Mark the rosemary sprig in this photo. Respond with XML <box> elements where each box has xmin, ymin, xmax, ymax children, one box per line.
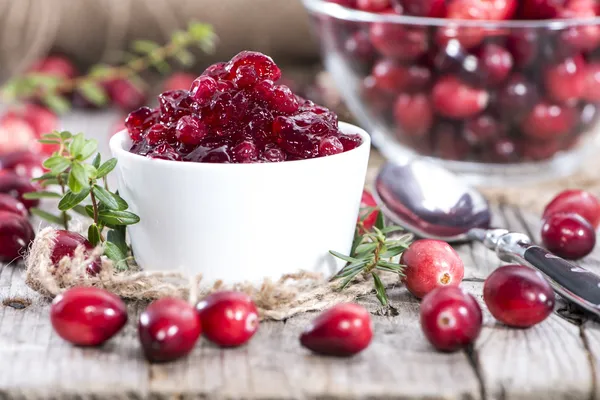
<box><xmin>329</xmin><ymin>205</ymin><xmax>413</xmax><ymax>307</ymax></box>
<box><xmin>1</xmin><ymin>22</ymin><xmax>217</xmax><ymax>114</ymax></box>
<box><xmin>23</xmin><ymin>131</ymin><xmax>140</xmax><ymax>270</ymax></box>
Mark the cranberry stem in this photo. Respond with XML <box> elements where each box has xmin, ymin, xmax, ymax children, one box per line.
<box><xmin>88</xmin><ymin>188</ymin><xmax>104</xmax><ymax>242</ymax></box>
<box><xmin>56</xmin><ymin>174</ymin><xmax>69</xmax><ymax>231</ymax></box>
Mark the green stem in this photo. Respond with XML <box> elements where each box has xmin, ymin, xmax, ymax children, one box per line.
<box><xmin>89</xmin><ymin>188</ymin><xmax>105</xmax><ymax>242</ymax></box>
<box><xmin>56</xmin><ymin>175</ymin><xmax>69</xmax><ymax>230</ymax></box>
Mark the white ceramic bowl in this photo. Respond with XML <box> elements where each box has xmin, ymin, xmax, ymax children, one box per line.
<box><xmin>109</xmin><ymin>122</ymin><xmax>371</xmax><ymax>284</ymax></box>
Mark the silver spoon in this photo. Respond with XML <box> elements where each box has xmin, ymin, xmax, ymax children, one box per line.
<box><xmin>374</xmin><ymin>159</ymin><xmax>600</xmax><ymax>318</ymax></box>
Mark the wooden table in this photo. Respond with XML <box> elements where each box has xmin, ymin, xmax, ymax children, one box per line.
<box><xmin>1</xmin><ymin>111</ymin><xmax>599</xmax><ymax>399</ymax></box>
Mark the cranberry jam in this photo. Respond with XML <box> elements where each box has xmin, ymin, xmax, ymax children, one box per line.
<box><xmin>126</xmin><ymin>51</ymin><xmax>362</xmax><ymax>163</ymax></box>
<box><xmin>314</xmin><ymin>0</ymin><xmax>600</xmax><ymax>164</ymax></box>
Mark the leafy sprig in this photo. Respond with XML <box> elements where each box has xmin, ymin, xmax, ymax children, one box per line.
<box><xmin>24</xmin><ymin>132</ymin><xmax>140</xmax><ymax>270</ymax></box>
<box><xmin>1</xmin><ymin>22</ymin><xmax>217</xmax><ymax>113</ymax></box>
<box><xmin>330</xmin><ymin>206</ymin><xmax>413</xmax><ymax>307</ymax></box>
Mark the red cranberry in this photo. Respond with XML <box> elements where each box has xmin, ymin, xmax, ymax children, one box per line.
<box><xmin>300</xmin><ymin>303</ymin><xmax>373</xmax><ymax>357</ymax></box>
<box><xmin>358</xmin><ymin>189</ymin><xmax>379</xmax><ymax>232</ymax></box>
<box><xmin>28</xmin><ymin>55</ymin><xmax>77</xmax><ymax>79</ymax></box>
<box><xmin>521</xmin><ymin>138</ymin><xmax>562</xmax><ymax>161</ymax></box>
<box><xmin>145</xmin><ymin>124</ymin><xmax>170</xmax><ymax>146</ymax></box>
<box><xmin>21</xmin><ymin>104</ymin><xmax>59</xmax><ymax>153</ymax></box>
<box><xmin>138</xmin><ymin>297</ymin><xmax>201</xmax><ymax>362</ymax></box>
<box><xmin>420</xmin><ymin>286</ymin><xmax>482</xmax><ymax>352</ymax></box>
<box><xmin>521</xmin><ymin>102</ymin><xmax>577</xmax><ymax>140</ymax></box>
<box><xmin>393</xmin><ymin>0</ymin><xmax>446</xmax><ymax>16</ymax></box>
<box><xmin>227</xmin><ymin>51</ymin><xmax>281</xmax><ymax>82</ymax></box>
<box><xmin>519</xmin><ymin>0</ymin><xmax>567</xmax><ymax>18</ymax></box>
<box><xmin>196</xmin><ymin>291</ymin><xmax>259</xmax><ymax>347</ymax></box>
<box><xmin>433</xmin><ymin>122</ymin><xmax>470</xmax><ymax>160</ymax></box>
<box><xmin>344</xmin><ymin>30</ymin><xmax>375</xmax><ymax>64</ymax></box>
<box><xmin>356</xmin><ymin>0</ymin><xmax>390</xmax><ymax>11</ymax></box>
<box><xmin>148</xmin><ymin>143</ymin><xmax>182</xmax><ymax>161</ymax></box>
<box><xmin>497</xmin><ymin>74</ymin><xmax>539</xmax><ymax>122</ymax></box>
<box><xmin>544</xmin><ymin>55</ymin><xmax>586</xmax><ymax>105</ymax></box>
<box><xmin>232</xmin><ymin>140</ymin><xmax>258</xmax><ymax>162</ymax></box>
<box><xmin>175</xmin><ymin>115</ymin><xmax>208</xmax><ymax>146</ymax></box>
<box><xmin>158</xmin><ymin>90</ymin><xmax>196</xmax><ymax>121</ymax></box>
<box><xmin>0</xmin><ymin>113</ymin><xmax>37</xmax><ymax>155</ymax></box>
<box><xmin>125</xmin><ymin>107</ymin><xmax>157</xmax><ymax>142</ymax></box>
<box><xmin>51</xmin><ymin>230</ymin><xmax>101</xmax><ymax>276</ymax></box>
<box><xmin>393</xmin><ymin>93</ymin><xmax>433</xmax><ymax>137</ymax></box>
<box><xmin>202</xmin><ymin>62</ymin><xmax>228</xmax><ymax>79</ymax></box>
<box><xmin>0</xmin><ymin>150</ymin><xmax>44</xmax><ymax>179</ymax></box>
<box><xmin>463</xmin><ymin>114</ymin><xmax>502</xmax><ymax>145</ymax></box>
<box><xmin>163</xmin><ymin>72</ymin><xmax>196</xmax><ymax>92</ymax></box>
<box><xmin>558</xmin><ymin>2</ymin><xmax>600</xmax><ymax>52</ymax></box>
<box><xmin>190</xmin><ymin>76</ymin><xmax>218</xmax><ymax>105</ymax></box>
<box><xmin>270</xmin><ymin>85</ymin><xmax>300</xmax><ymax>114</ymax></box>
<box><xmin>369</xmin><ymin>22</ymin><xmax>429</xmax><ymax>61</ymax></box>
<box><xmin>318</xmin><ymin>136</ymin><xmax>344</xmax><ymax>156</ymax></box>
<box><xmin>483</xmin><ymin>264</ymin><xmax>554</xmax><ymax>328</ymax></box>
<box><xmin>507</xmin><ymin>30</ymin><xmax>539</xmax><ymax>69</ymax></box>
<box><xmin>485</xmin><ymin>138</ymin><xmax>520</xmax><ymax>163</ymax></box>
<box><xmin>477</xmin><ymin>43</ymin><xmax>514</xmax><ymax>86</ymax></box>
<box><xmin>400</xmin><ymin>239</ymin><xmax>465</xmax><ymax>299</ymax></box>
<box><xmin>105</xmin><ymin>79</ymin><xmax>146</xmax><ymax>112</ymax></box>
<box><xmin>0</xmin><ymin>193</ymin><xmax>27</xmax><ymax>218</ymax></box>
<box><xmin>261</xmin><ymin>144</ymin><xmax>287</xmax><ymax>162</ymax></box>
<box><xmin>0</xmin><ymin>171</ymin><xmax>39</xmax><ymax>210</ymax></box>
<box><xmin>583</xmin><ymin>62</ymin><xmax>600</xmax><ymax>102</ymax></box>
<box><xmin>0</xmin><ymin>211</ymin><xmax>34</xmax><ymax>262</ymax></box>
<box><xmin>543</xmin><ymin>190</ymin><xmax>600</xmax><ymax>228</ymax></box>
<box><xmin>50</xmin><ymin>287</ymin><xmax>127</xmax><ymax>346</ymax></box>
<box><xmin>432</xmin><ymin>76</ymin><xmax>489</xmax><ymax>119</ymax></box>
<box><xmin>372</xmin><ymin>60</ymin><xmax>431</xmax><ymax>94</ymax></box>
<box><xmin>541</xmin><ymin>213</ymin><xmax>596</xmax><ymax>260</ymax></box>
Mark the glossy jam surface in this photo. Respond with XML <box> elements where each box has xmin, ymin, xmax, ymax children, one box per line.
<box><xmin>126</xmin><ymin>51</ymin><xmax>361</xmax><ymax>163</ymax></box>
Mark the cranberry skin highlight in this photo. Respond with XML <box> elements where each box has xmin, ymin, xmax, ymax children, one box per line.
<box><xmin>400</xmin><ymin>239</ymin><xmax>465</xmax><ymax>299</ymax></box>
<box><xmin>138</xmin><ymin>297</ymin><xmax>201</xmax><ymax>363</ymax></box>
<box><xmin>300</xmin><ymin>303</ymin><xmax>373</xmax><ymax>357</ymax></box>
<box><xmin>51</xmin><ymin>230</ymin><xmax>102</xmax><ymax>276</ymax></box>
<box><xmin>483</xmin><ymin>264</ymin><xmax>554</xmax><ymax>328</ymax></box>
<box><xmin>50</xmin><ymin>287</ymin><xmax>128</xmax><ymax>346</ymax></box>
<box><xmin>0</xmin><ymin>211</ymin><xmax>34</xmax><ymax>262</ymax></box>
<box><xmin>420</xmin><ymin>286</ymin><xmax>482</xmax><ymax>352</ymax></box>
<box><xmin>0</xmin><ymin>193</ymin><xmax>27</xmax><ymax>218</ymax></box>
<box><xmin>196</xmin><ymin>291</ymin><xmax>259</xmax><ymax>347</ymax></box>
<box><xmin>0</xmin><ymin>171</ymin><xmax>39</xmax><ymax>210</ymax></box>
<box><xmin>543</xmin><ymin>190</ymin><xmax>600</xmax><ymax>228</ymax></box>
<box><xmin>541</xmin><ymin>213</ymin><xmax>596</xmax><ymax>260</ymax></box>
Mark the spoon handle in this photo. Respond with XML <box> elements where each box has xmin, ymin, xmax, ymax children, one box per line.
<box><xmin>490</xmin><ymin>231</ymin><xmax>600</xmax><ymax>317</ymax></box>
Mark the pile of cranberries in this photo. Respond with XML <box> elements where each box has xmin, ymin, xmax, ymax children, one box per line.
<box><xmin>125</xmin><ymin>51</ymin><xmax>362</xmax><ymax>163</ymax></box>
<box><xmin>321</xmin><ymin>0</ymin><xmax>600</xmax><ymax>163</ymax></box>
<box><xmin>541</xmin><ymin>189</ymin><xmax>600</xmax><ymax>259</ymax></box>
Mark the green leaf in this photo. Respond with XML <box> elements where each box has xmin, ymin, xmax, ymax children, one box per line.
<box><xmin>96</xmin><ymin>158</ymin><xmax>117</xmax><ymax>178</ymax></box>
<box><xmin>377</xmin><ymin>260</ymin><xmax>404</xmax><ymax>272</ymax></box>
<box><xmin>72</xmin><ymin>205</ymin><xmax>89</xmax><ymax>218</ymax></box>
<box><xmin>380</xmin><ymin>245</ymin><xmax>409</xmax><ymax>259</ymax></box>
<box><xmin>175</xmin><ymin>49</ymin><xmax>194</xmax><ymax>66</ymax></box>
<box><xmin>84</xmin><ymin>205</ymin><xmax>95</xmax><ymax>218</ymax></box>
<box><xmin>42</xmin><ymin>93</ymin><xmax>70</xmax><ymax>115</ymax></box>
<box><xmin>38</xmin><ymin>139</ymin><xmax>61</xmax><ymax>145</ymax></box>
<box><xmin>92</xmin><ymin>153</ymin><xmax>101</xmax><ymax>169</ymax></box>
<box><xmin>41</xmin><ymin>132</ymin><xmax>61</xmax><ymax>140</ymax></box>
<box><xmin>333</xmin><ymin>260</ymin><xmax>369</xmax><ymax>280</ymax></box>
<box><xmin>87</xmin><ymin>65</ymin><xmax>113</xmax><ymax>79</ymax></box>
<box><xmin>374</xmin><ymin>208</ymin><xmax>385</xmax><ymax>231</ymax></box>
<box><xmin>329</xmin><ymin>250</ymin><xmax>359</xmax><ymax>264</ymax></box>
<box><xmin>43</xmin><ymin>156</ymin><xmax>70</xmax><ymax>174</ymax></box>
<box><xmin>69</xmin><ymin>133</ymin><xmax>85</xmax><ymax>157</ymax></box>
<box><xmin>78</xmin><ymin>139</ymin><xmax>98</xmax><ymax>161</ymax></box>
<box><xmin>104</xmin><ymin>241</ymin><xmax>129</xmax><ymax>271</ymax></box>
<box><xmin>22</xmin><ymin>191</ymin><xmax>61</xmax><ymax>200</ymax></box>
<box><xmin>380</xmin><ymin>226</ymin><xmax>406</xmax><ymax>234</ymax></box>
<box><xmin>339</xmin><ymin>267</ymin><xmax>365</xmax><ymax>290</ymax></box>
<box><xmin>78</xmin><ymin>81</ymin><xmax>108</xmax><ymax>106</ymax></box>
<box><xmin>29</xmin><ymin>208</ymin><xmax>65</xmax><ymax>225</ymax></box>
<box><xmin>68</xmin><ymin>162</ymin><xmax>88</xmax><ymax>193</ymax></box>
<box><xmin>58</xmin><ymin>189</ymin><xmax>90</xmax><ymax>211</ymax></box>
<box><xmin>83</xmin><ymin>164</ymin><xmax>97</xmax><ymax>179</ymax></box>
<box><xmin>132</xmin><ymin>39</ymin><xmax>160</xmax><ymax>54</ymax></box>
<box><xmin>59</xmin><ymin>131</ymin><xmax>72</xmax><ymax>140</ymax></box>
<box><xmin>355</xmin><ymin>242</ymin><xmax>378</xmax><ymax>255</ymax></box>
<box><xmin>107</xmin><ymin>226</ymin><xmax>128</xmax><ymax>255</ymax></box>
<box><xmin>98</xmin><ymin>210</ymin><xmax>140</xmax><ymax>226</ymax></box>
<box><xmin>372</xmin><ymin>272</ymin><xmax>389</xmax><ymax>307</ymax></box>
<box><xmin>32</xmin><ymin>172</ymin><xmax>57</xmax><ymax>182</ymax></box>
<box><xmin>92</xmin><ymin>186</ymin><xmax>127</xmax><ymax>211</ymax></box>
<box><xmin>88</xmin><ymin>224</ymin><xmax>101</xmax><ymax>246</ymax></box>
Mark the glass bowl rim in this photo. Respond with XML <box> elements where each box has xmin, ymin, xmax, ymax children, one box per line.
<box><xmin>302</xmin><ymin>0</ymin><xmax>600</xmax><ymax>29</ymax></box>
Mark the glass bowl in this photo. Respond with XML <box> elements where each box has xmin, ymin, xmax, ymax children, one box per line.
<box><xmin>302</xmin><ymin>0</ymin><xmax>600</xmax><ymax>186</ymax></box>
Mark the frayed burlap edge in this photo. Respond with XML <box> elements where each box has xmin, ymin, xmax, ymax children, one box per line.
<box><xmin>24</xmin><ymin>227</ymin><xmax>398</xmax><ymax>320</ymax></box>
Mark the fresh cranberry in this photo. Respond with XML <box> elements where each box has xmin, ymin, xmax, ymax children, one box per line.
<box><xmin>400</xmin><ymin>239</ymin><xmax>465</xmax><ymax>299</ymax></box>
<box><xmin>0</xmin><ymin>113</ymin><xmax>37</xmax><ymax>155</ymax></box>
<box><xmin>28</xmin><ymin>55</ymin><xmax>77</xmax><ymax>79</ymax></box>
<box><xmin>433</xmin><ymin>122</ymin><xmax>470</xmax><ymax>160</ymax></box>
<box><xmin>300</xmin><ymin>303</ymin><xmax>373</xmax><ymax>357</ymax></box>
<box><xmin>420</xmin><ymin>286</ymin><xmax>482</xmax><ymax>352</ymax></box>
<box><xmin>51</xmin><ymin>230</ymin><xmax>101</xmax><ymax>276</ymax></box>
<box><xmin>138</xmin><ymin>297</ymin><xmax>201</xmax><ymax>362</ymax></box>
<box><xmin>0</xmin><ymin>194</ymin><xmax>27</xmax><ymax>218</ymax></box>
<box><xmin>358</xmin><ymin>189</ymin><xmax>379</xmax><ymax>232</ymax></box>
<box><xmin>393</xmin><ymin>93</ymin><xmax>433</xmax><ymax>138</ymax></box>
<box><xmin>558</xmin><ymin>2</ymin><xmax>600</xmax><ymax>52</ymax></box>
<box><xmin>432</xmin><ymin>76</ymin><xmax>489</xmax><ymax>119</ymax></box>
<box><xmin>463</xmin><ymin>114</ymin><xmax>502</xmax><ymax>145</ymax></box>
<box><xmin>507</xmin><ymin>30</ymin><xmax>539</xmax><ymax>69</ymax></box>
<box><xmin>497</xmin><ymin>74</ymin><xmax>539</xmax><ymax>122</ymax></box>
<box><xmin>125</xmin><ymin>107</ymin><xmax>157</xmax><ymax>142</ymax></box>
<box><xmin>21</xmin><ymin>104</ymin><xmax>59</xmax><ymax>152</ymax></box>
<box><xmin>543</xmin><ymin>190</ymin><xmax>600</xmax><ymax>228</ymax></box>
<box><xmin>393</xmin><ymin>0</ymin><xmax>447</xmax><ymax>16</ymax></box>
<box><xmin>483</xmin><ymin>264</ymin><xmax>554</xmax><ymax>328</ymax></box>
<box><xmin>369</xmin><ymin>22</ymin><xmax>429</xmax><ymax>61</ymax></box>
<box><xmin>372</xmin><ymin>60</ymin><xmax>431</xmax><ymax>94</ymax></box>
<box><xmin>105</xmin><ymin>79</ymin><xmax>146</xmax><ymax>112</ymax></box>
<box><xmin>541</xmin><ymin>213</ymin><xmax>596</xmax><ymax>260</ymax></box>
<box><xmin>521</xmin><ymin>138</ymin><xmax>562</xmax><ymax>161</ymax></box>
<box><xmin>196</xmin><ymin>291</ymin><xmax>259</xmax><ymax>347</ymax></box>
<box><xmin>485</xmin><ymin>138</ymin><xmax>521</xmax><ymax>163</ymax></box>
<box><xmin>0</xmin><ymin>211</ymin><xmax>34</xmax><ymax>262</ymax></box>
<box><xmin>477</xmin><ymin>43</ymin><xmax>514</xmax><ymax>86</ymax></box>
<box><xmin>544</xmin><ymin>55</ymin><xmax>586</xmax><ymax>105</ymax></box>
<box><xmin>519</xmin><ymin>0</ymin><xmax>567</xmax><ymax>18</ymax></box>
<box><xmin>0</xmin><ymin>171</ymin><xmax>39</xmax><ymax>210</ymax></box>
<box><xmin>521</xmin><ymin>102</ymin><xmax>577</xmax><ymax>140</ymax></box>
<box><xmin>227</xmin><ymin>51</ymin><xmax>281</xmax><ymax>82</ymax></box>
<box><xmin>356</xmin><ymin>0</ymin><xmax>390</xmax><ymax>11</ymax></box>
<box><xmin>344</xmin><ymin>30</ymin><xmax>375</xmax><ymax>64</ymax></box>
<box><xmin>583</xmin><ymin>62</ymin><xmax>600</xmax><ymax>102</ymax></box>
<box><xmin>0</xmin><ymin>150</ymin><xmax>44</xmax><ymax>179</ymax></box>
<box><xmin>175</xmin><ymin>115</ymin><xmax>208</xmax><ymax>146</ymax></box>
<box><xmin>50</xmin><ymin>287</ymin><xmax>127</xmax><ymax>346</ymax></box>
<box><xmin>163</xmin><ymin>72</ymin><xmax>196</xmax><ymax>92</ymax></box>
